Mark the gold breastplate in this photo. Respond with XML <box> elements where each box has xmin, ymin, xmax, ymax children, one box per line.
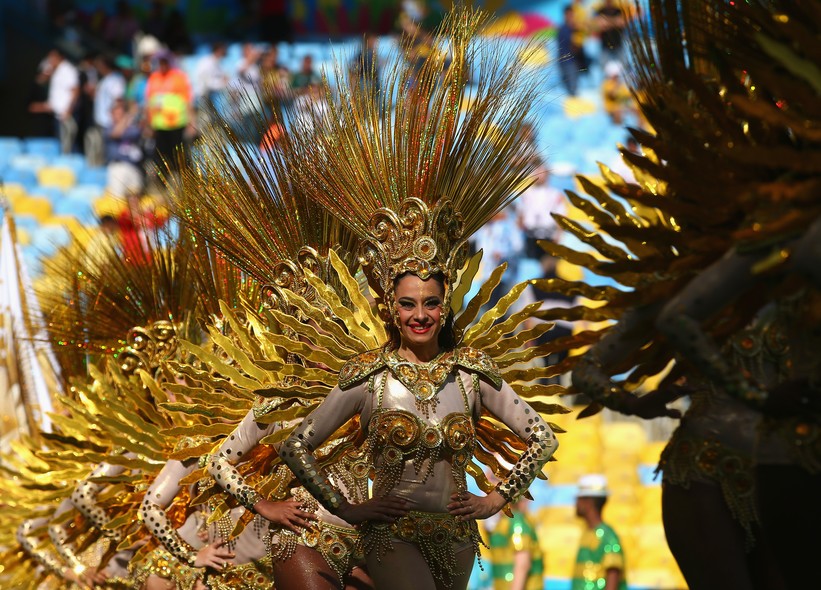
<box><xmin>365</xmin><ymin>369</ymin><xmax>478</xmax><ymax>493</ymax></box>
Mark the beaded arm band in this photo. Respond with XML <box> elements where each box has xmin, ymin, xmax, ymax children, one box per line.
<box><xmin>47</xmin><ymin>520</ymin><xmax>87</xmax><ymax>576</ymax></box>
<box><xmin>279</xmin><ymin>435</ymin><xmax>345</xmax><ymax>513</ymax></box>
<box><xmin>17</xmin><ymin>519</ymin><xmax>75</xmax><ymax>579</ymax></box>
<box><xmin>209</xmin><ymin>454</ymin><xmax>264</xmax><ymax>512</ymax></box>
<box><xmin>139</xmin><ymin>497</ymin><xmax>199</xmax><ymax>567</ymax></box>
<box><xmin>495</xmin><ymin>427</ymin><xmax>556</xmax><ymax>503</ymax></box>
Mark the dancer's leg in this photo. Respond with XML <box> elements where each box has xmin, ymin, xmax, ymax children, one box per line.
<box><xmin>143</xmin><ymin>575</ymin><xmax>174</xmax><ymax>590</ymax></box>
<box><xmin>344</xmin><ymin>565</ymin><xmax>375</xmax><ymax>590</ymax></box>
<box><xmin>365</xmin><ymin>540</ymin><xmax>474</xmax><ymax>590</ymax></box>
<box><xmin>273</xmin><ymin>544</ymin><xmax>343</xmax><ymax>590</ymax></box>
<box><xmin>662</xmin><ymin>480</ymin><xmax>754</xmax><ymax>590</ymax></box>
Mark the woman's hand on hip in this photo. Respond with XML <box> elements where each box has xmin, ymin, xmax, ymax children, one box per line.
<box><xmin>335</xmin><ymin>496</ymin><xmax>409</xmax><ymax>525</ymax></box>
<box><xmin>447</xmin><ymin>491</ymin><xmax>506</xmax><ymax>521</ymax></box>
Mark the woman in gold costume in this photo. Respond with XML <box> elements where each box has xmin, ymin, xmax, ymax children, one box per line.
<box><xmin>270</xmin><ymin>10</ymin><xmax>562</xmax><ymax>589</ymax></box>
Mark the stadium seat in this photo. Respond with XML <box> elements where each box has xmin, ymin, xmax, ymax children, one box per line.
<box><xmin>29</xmin><ymin>186</ymin><xmax>65</xmax><ymax>203</ymax></box>
<box><xmin>38</xmin><ymin>166</ymin><xmax>77</xmax><ymax>190</ymax></box>
<box><xmin>1</xmin><ymin>167</ymin><xmax>37</xmax><ymax>190</ymax></box>
<box><xmin>93</xmin><ymin>195</ymin><xmax>126</xmax><ymax>218</ymax></box>
<box><xmin>53</xmin><ymin>197</ymin><xmax>97</xmax><ymax>225</ymax></box>
<box><xmin>1</xmin><ymin>182</ymin><xmax>27</xmax><ymax>203</ymax></box>
<box><xmin>66</xmin><ymin>184</ymin><xmax>105</xmax><ymax>203</ymax></box>
<box><xmin>46</xmin><ymin>215</ymin><xmax>84</xmax><ymax>237</ymax></box>
<box><xmin>77</xmin><ymin>166</ymin><xmax>108</xmax><ymax>186</ymax></box>
<box><xmin>51</xmin><ymin>154</ymin><xmax>86</xmax><ymax>175</ymax></box>
<box><xmin>0</xmin><ymin>137</ymin><xmax>23</xmax><ymax>155</ymax></box>
<box><xmin>23</xmin><ymin>137</ymin><xmax>61</xmax><ymax>157</ymax></box>
<box><xmin>13</xmin><ymin>196</ymin><xmax>53</xmax><ymax>222</ymax></box>
<box><xmin>10</xmin><ymin>153</ymin><xmax>48</xmax><ymax>173</ymax></box>
<box><xmin>31</xmin><ymin>224</ymin><xmax>71</xmax><ymax>255</ymax></box>
<box><xmin>11</xmin><ymin>214</ymin><xmax>40</xmax><ymax>235</ymax></box>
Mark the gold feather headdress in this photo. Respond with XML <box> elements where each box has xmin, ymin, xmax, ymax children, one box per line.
<box><xmin>171</xmin><ymin>90</ymin><xmax>359</xmax><ymax>310</ymax></box>
<box><xmin>275</xmin><ymin>7</ymin><xmax>543</xmax><ymax>318</ymax></box>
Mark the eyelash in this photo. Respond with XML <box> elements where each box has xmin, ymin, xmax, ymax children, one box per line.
<box><xmin>399</xmin><ymin>301</ymin><xmax>441</xmax><ymax>309</ymax></box>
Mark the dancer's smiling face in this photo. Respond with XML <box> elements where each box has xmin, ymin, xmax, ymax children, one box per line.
<box><xmin>393</xmin><ymin>274</ymin><xmax>444</xmax><ymax>352</ymax></box>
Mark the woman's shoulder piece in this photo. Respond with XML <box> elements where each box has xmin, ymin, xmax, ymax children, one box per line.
<box><xmin>339</xmin><ymin>350</ymin><xmax>387</xmax><ymax>390</ymax></box>
<box><xmin>454</xmin><ymin>347</ymin><xmax>502</xmax><ymax>388</ymax></box>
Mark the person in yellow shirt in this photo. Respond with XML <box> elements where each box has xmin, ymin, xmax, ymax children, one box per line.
<box><xmin>572</xmin><ymin>475</ymin><xmax>627</xmax><ymax>590</ymax></box>
<box><xmin>487</xmin><ymin>498</ymin><xmax>544</xmax><ymax>590</ymax></box>
<box><xmin>601</xmin><ymin>61</ymin><xmax>633</xmax><ymax>125</ymax></box>
<box><xmin>144</xmin><ymin>50</ymin><xmax>194</xmax><ymax>174</ymax></box>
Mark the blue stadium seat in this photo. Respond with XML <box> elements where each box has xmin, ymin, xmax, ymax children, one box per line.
<box><xmin>53</xmin><ymin>198</ymin><xmax>97</xmax><ymax>224</ymax></box>
<box><xmin>78</xmin><ymin>166</ymin><xmax>108</xmax><ymax>186</ymax></box>
<box><xmin>23</xmin><ymin>137</ymin><xmax>61</xmax><ymax>158</ymax></box>
<box><xmin>12</xmin><ymin>214</ymin><xmax>40</xmax><ymax>234</ymax></box>
<box><xmin>32</xmin><ymin>224</ymin><xmax>72</xmax><ymax>252</ymax></box>
<box><xmin>1</xmin><ymin>167</ymin><xmax>37</xmax><ymax>190</ymax></box>
<box><xmin>65</xmin><ymin>184</ymin><xmax>105</xmax><ymax>203</ymax></box>
<box><xmin>29</xmin><ymin>186</ymin><xmax>65</xmax><ymax>203</ymax></box>
<box><xmin>10</xmin><ymin>153</ymin><xmax>48</xmax><ymax>173</ymax></box>
<box><xmin>51</xmin><ymin>154</ymin><xmax>87</xmax><ymax>175</ymax></box>
<box><xmin>0</xmin><ymin>137</ymin><xmax>23</xmax><ymax>169</ymax></box>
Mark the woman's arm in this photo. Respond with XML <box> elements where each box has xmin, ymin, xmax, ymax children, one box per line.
<box><xmin>18</xmin><ymin>517</ymin><xmax>80</xmax><ymax>583</ymax></box>
<box><xmin>207</xmin><ymin>408</ymin><xmax>315</xmax><ymax>532</ymax></box>
<box><xmin>47</xmin><ymin>498</ymin><xmax>88</xmax><ymax>576</ymax></box>
<box><xmin>138</xmin><ymin>459</ymin><xmax>200</xmax><ymax>566</ymax></box>
<box><xmin>71</xmin><ymin>460</ymin><xmax>129</xmax><ymax>537</ymax></box>
<box><xmin>279</xmin><ymin>385</ymin><xmax>366</xmax><ymax>514</ymax></box>
<box><xmin>208</xmin><ymin>409</ymin><xmax>276</xmax><ymax>511</ymax></box>
<box><xmin>450</xmin><ymin>377</ymin><xmax>558</xmax><ymax>519</ymax></box>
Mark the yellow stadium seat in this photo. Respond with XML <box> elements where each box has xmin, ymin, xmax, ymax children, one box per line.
<box><xmin>45</xmin><ymin>215</ymin><xmax>85</xmax><ymax>238</ymax></box>
<box><xmin>15</xmin><ymin>227</ymin><xmax>31</xmax><ymax>246</ymax></box>
<box><xmin>13</xmin><ymin>196</ymin><xmax>53</xmax><ymax>222</ymax></box>
<box><xmin>37</xmin><ymin>166</ymin><xmax>77</xmax><ymax>189</ymax></box>
<box><xmin>93</xmin><ymin>195</ymin><xmax>126</xmax><ymax>218</ymax></box>
<box><xmin>564</xmin><ymin>96</ymin><xmax>598</xmax><ymax>118</ymax></box>
<box><xmin>544</xmin><ymin>551</ymin><xmax>576</xmax><ymax>580</ymax></box>
<box><xmin>2</xmin><ymin>182</ymin><xmax>27</xmax><ymax>204</ymax></box>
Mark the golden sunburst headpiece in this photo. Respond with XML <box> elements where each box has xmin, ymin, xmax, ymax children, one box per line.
<box><xmin>361</xmin><ymin>197</ymin><xmax>470</xmax><ymax>321</ymax></box>
<box><xmin>274</xmin><ymin>6</ymin><xmax>544</xmax><ymax>324</ymax></box>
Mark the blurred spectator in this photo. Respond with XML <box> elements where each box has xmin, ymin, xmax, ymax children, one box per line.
<box><xmin>126</xmin><ymin>53</ymin><xmax>152</xmax><ymax>113</ymax></box>
<box><xmin>487</xmin><ymin>498</ymin><xmax>544</xmax><ymax>590</ymax></box>
<box><xmin>557</xmin><ymin>5</ymin><xmax>584</xmax><ymax>96</ymax></box>
<box><xmin>194</xmin><ymin>42</ymin><xmax>229</xmax><ymax>123</ymax></box>
<box><xmin>235</xmin><ymin>43</ymin><xmax>263</xmax><ymax>93</ymax></box>
<box><xmin>470</xmin><ymin>208</ymin><xmax>524</xmax><ymax>311</ymax></box>
<box><xmin>118</xmin><ymin>192</ymin><xmax>166</xmax><ymax>265</ymax></box>
<box><xmin>573</xmin><ymin>475</ymin><xmax>627</xmax><ymax>590</ymax></box>
<box><xmin>601</xmin><ymin>62</ymin><xmax>633</xmax><ymax>125</ymax></box>
<box><xmin>291</xmin><ymin>55</ymin><xmax>320</xmax><ymax>93</ymax></box>
<box><xmin>260</xmin><ymin>48</ymin><xmax>291</xmax><ymax>103</ymax></box>
<box><xmin>352</xmin><ymin>34</ymin><xmax>379</xmax><ymax>95</ymax></box>
<box><xmin>292</xmin><ymin>83</ymin><xmax>329</xmax><ymax>132</ymax></box>
<box><xmin>105</xmin><ymin>98</ymin><xmax>144</xmax><ymax>197</ymax></box>
<box><xmin>88</xmin><ymin>55</ymin><xmax>126</xmax><ymax>165</ymax></box>
<box><xmin>144</xmin><ymin>50</ymin><xmax>194</xmax><ymax>174</ymax></box>
<box><xmin>161</xmin><ymin>9</ymin><xmax>193</xmax><ymax>54</ymax></box>
<box><xmin>517</xmin><ymin>164</ymin><xmax>565</xmax><ymax>260</ymax></box>
<box><xmin>28</xmin><ymin>48</ymin><xmax>80</xmax><ymax>153</ymax></box>
<box><xmin>76</xmin><ymin>53</ymin><xmax>99</xmax><ymax>155</ymax></box>
<box><xmin>104</xmin><ymin>0</ymin><xmax>140</xmax><ymax>54</ymax></box>
<box><xmin>594</xmin><ymin>0</ymin><xmax>627</xmax><ymax>65</ymax></box>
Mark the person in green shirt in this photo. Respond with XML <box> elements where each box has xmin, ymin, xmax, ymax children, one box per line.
<box><xmin>488</xmin><ymin>498</ymin><xmax>544</xmax><ymax>590</ymax></box>
<box><xmin>572</xmin><ymin>474</ymin><xmax>627</xmax><ymax>590</ymax></box>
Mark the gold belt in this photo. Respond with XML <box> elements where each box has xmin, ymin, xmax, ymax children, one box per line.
<box><xmin>129</xmin><ymin>546</ymin><xmax>202</xmax><ymax>590</ymax></box>
<box><xmin>362</xmin><ymin>511</ymin><xmax>480</xmax><ymax>585</ymax></box>
<box><xmin>273</xmin><ymin>520</ymin><xmax>363</xmax><ymax>583</ymax></box>
<box><xmin>206</xmin><ymin>554</ymin><xmax>274</xmax><ymax>590</ymax></box>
